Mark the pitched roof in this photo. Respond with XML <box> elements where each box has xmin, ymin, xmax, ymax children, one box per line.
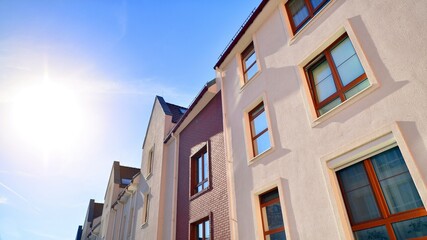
<box><xmin>166</xmin><ymin>103</ymin><xmax>187</xmax><ymax>123</ymax></box>
<box><xmin>142</xmin><ymin>96</ymin><xmax>187</xmax><ymax>148</ymax></box>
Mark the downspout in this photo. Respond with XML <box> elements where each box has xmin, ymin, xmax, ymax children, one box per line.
<box><xmin>216</xmin><ymin>67</ymin><xmax>239</xmax><ymax>240</ymax></box>
<box><xmin>170</xmin><ymin>132</ymin><xmax>179</xmax><ymax>240</ymax></box>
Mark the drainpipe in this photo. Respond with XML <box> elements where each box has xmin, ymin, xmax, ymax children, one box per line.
<box><xmin>170</xmin><ymin>132</ymin><xmax>179</xmax><ymax>240</ymax></box>
<box><xmin>216</xmin><ymin>67</ymin><xmax>239</xmax><ymax>240</ymax></box>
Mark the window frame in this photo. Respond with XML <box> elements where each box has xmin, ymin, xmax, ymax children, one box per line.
<box><xmin>336</xmin><ymin>148</ymin><xmax>427</xmax><ymax>239</ymax></box>
<box><xmin>248</xmin><ymin>102</ymin><xmax>271</xmax><ymax>157</ymax></box>
<box><xmin>285</xmin><ymin>0</ymin><xmax>331</xmax><ymax>34</ymax></box>
<box><xmin>190</xmin><ymin>143</ymin><xmax>211</xmax><ymax>198</ymax></box>
<box><xmin>146</xmin><ymin>146</ymin><xmax>154</xmax><ymax>178</ymax></box>
<box><xmin>141</xmin><ymin>192</ymin><xmax>150</xmax><ymax>226</ymax></box>
<box><xmin>259</xmin><ymin>188</ymin><xmax>286</xmax><ymax>240</ymax></box>
<box><xmin>190</xmin><ymin>216</ymin><xmax>211</xmax><ymax>240</ymax></box>
<box><xmin>241</xmin><ymin>42</ymin><xmax>259</xmax><ymax>83</ymax></box>
<box><xmin>304</xmin><ymin>33</ymin><xmax>368</xmax><ymax>116</ymax></box>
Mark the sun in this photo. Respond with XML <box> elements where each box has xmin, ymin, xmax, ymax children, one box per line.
<box><xmin>11</xmin><ymin>81</ymin><xmax>85</xmax><ymax>152</ymax></box>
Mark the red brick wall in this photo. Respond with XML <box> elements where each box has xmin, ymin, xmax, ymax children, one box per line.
<box><xmin>176</xmin><ymin>92</ymin><xmax>230</xmax><ymax>240</ymax></box>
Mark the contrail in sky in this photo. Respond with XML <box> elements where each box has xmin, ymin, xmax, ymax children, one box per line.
<box><xmin>0</xmin><ymin>181</ymin><xmax>41</xmax><ymax>213</ymax></box>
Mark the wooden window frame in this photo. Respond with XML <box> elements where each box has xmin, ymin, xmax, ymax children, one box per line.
<box><xmin>249</xmin><ymin>102</ymin><xmax>270</xmax><ymax>157</ymax></box>
<box><xmin>285</xmin><ymin>0</ymin><xmax>330</xmax><ymax>33</ymax></box>
<box><xmin>241</xmin><ymin>42</ymin><xmax>258</xmax><ymax>82</ymax></box>
<box><xmin>190</xmin><ymin>216</ymin><xmax>211</xmax><ymax>240</ymax></box>
<box><xmin>337</xmin><ymin>154</ymin><xmax>427</xmax><ymax>239</ymax></box>
<box><xmin>259</xmin><ymin>188</ymin><xmax>286</xmax><ymax>239</ymax></box>
<box><xmin>190</xmin><ymin>145</ymin><xmax>210</xmax><ymax>197</ymax></box>
<box><xmin>304</xmin><ymin>33</ymin><xmax>367</xmax><ymax>116</ymax></box>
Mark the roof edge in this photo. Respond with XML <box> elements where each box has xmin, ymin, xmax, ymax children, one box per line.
<box><xmin>213</xmin><ymin>0</ymin><xmax>269</xmax><ymax>69</ymax></box>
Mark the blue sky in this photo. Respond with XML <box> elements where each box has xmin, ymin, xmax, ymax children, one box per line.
<box><xmin>0</xmin><ymin>1</ymin><xmax>261</xmax><ymax>239</ymax></box>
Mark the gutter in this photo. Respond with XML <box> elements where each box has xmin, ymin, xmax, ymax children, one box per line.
<box><xmin>213</xmin><ymin>0</ymin><xmax>269</xmax><ymax>69</ymax></box>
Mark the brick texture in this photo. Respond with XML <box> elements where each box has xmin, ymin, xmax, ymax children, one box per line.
<box><xmin>176</xmin><ymin>93</ymin><xmax>231</xmax><ymax>240</ymax></box>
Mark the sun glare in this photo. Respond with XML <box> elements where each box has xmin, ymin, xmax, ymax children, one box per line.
<box><xmin>11</xmin><ymin>82</ymin><xmax>85</xmax><ymax>152</ymax></box>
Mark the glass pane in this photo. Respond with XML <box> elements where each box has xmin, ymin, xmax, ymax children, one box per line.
<box><xmin>336</xmin><ymin>54</ymin><xmax>365</xmax><ymax>86</ymax></box>
<box><xmin>203</xmin><ymin>152</ymin><xmax>209</xmax><ymax>179</ymax></box>
<box><xmin>372</xmin><ymin>147</ymin><xmax>423</xmax><ymax>214</ymax></box>
<box><xmin>197</xmin><ymin>185</ymin><xmax>203</xmax><ymax>193</ymax></box>
<box><xmin>318</xmin><ymin>98</ymin><xmax>341</xmax><ymax>115</ymax></box>
<box><xmin>371</xmin><ymin>147</ymin><xmax>409</xmax><ymax>180</ymax></box>
<box><xmin>253</xmin><ymin>111</ymin><xmax>268</xmax><ymax>135</ymax></box>
<box><xmin>344</xmin><ymin>78</ymin><xmax>369</xmax><ymax>99</ymax></box>
<box><xmin>289</xmin><ymin>0</ymin><xmax>309</xmax><ymax>27</ymax></box>
<box><xmin>245</xmin><ymin>51</ymin><xmax>256</xmax><ymax>67</ymax></box>
<box><xmin>338</xmin><ymin>162</ymin><xmax>381</xmax><ymax>223</ymax></box>
<box><xmin>266</xmin><ymin>231</ymin><xmax>287</xmax><ymax>240</ymax></box>
<box><xmin>331</xmin><ymin>38</ymin><xmax>365</xmax><ymax>86</ymax></box>
<box><xmin>205</xmin><ymin>221</ymin><xmax>210</xmax><ymax>239</ymax></box>
<box><xmin>354</xmin><ymin>225</ymin><xmax>390</xmax><ymax>240</ymax></box>
<box><xmin>203</xmin><ymin>181</ymin><xmax>209</xmax><ymax>189</ymax></box>
<box><xmin>339</xmin><ymin>162</ymin><xmax>370</xmax><ymax>191</ymax></box>
<box><xmin>312</xmin><ymin>60</ymin><xmax>336</xmax><ymax>102</ymax></box>
<box><xmin>310</xmin><ymin>0</ymin><xmax>325</xmax><ymax>9</ymax></box>
<box><xmin>260</xmin><ymin>189</ymin><xmax>279</xmax><ymax>204</ymax></box>
<box><xmin>379</xmin><ymin>173</ymin><xmax>423</xmax><ymax>214</ymax></box>
<box><xmin>246</xmin><ymin>63</ymin><xmax>259</xmax><ymax>80</ymax></box>
<box><xmin>393</xmin><ymin>216</ymin><xmax>427</xmax><ymax>240</ymax></box>
<box><xmin>197</xmin><ymin>223</ymin><xmax>203</xmax><ymax>239</ymax></box>
<box><xmin>346</xmin><ymin>185</ymin><xmax>381</xmax><ymax>223</ymax></box>
<box><xmin>263</xmin><ymin>203</ymin><xmax>283</xmax><ymax>231</ymax></box>
<box><xmin>198</xmin><ymin>157</ymin><xmax>203</xmax><ymax>182</ymax></box>
<box><xmin>254</xmin><ymin>131</ymin><xmax>271</xmax><ymax>155</ymax></box>
<box><xmin>331</xmin><ymin>38</ymin><xmax>356</xmax><ymax>67</ymax></box>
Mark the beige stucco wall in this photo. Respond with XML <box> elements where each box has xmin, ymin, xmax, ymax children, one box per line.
<box><xmin>134</xmin><ymin>98</ymin><xmax>176</xmax><ymax>240</ymax></box>
<box><xmin>159</xmin><ymin>137</ymin><xmax>177</xmax><ymax>240</ymax></box>
<box><xmin>99</xmin><ymin>174</ymin><xmax>122</xmax><ymax>240</ymax></box>
<box><xmin>217</xmin><ymin>0</ymin><xmax>427</xmax><ymax>239</ymax></box>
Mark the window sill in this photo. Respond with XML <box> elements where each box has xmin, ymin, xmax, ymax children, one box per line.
<box><xmin>145</xmin><ymin>172</ymin><xmax>152</xmax><ymax>180</ymax></box>
<box><xmin>140</xmin><ymin>222</ymin><xmax>148</xmax><ymax>229</ymax></box>
<box><xmin>288</xmin><ymin>0</ymin><xmax>336</xmax><ymax>46</ymax></box>
<box><xmin>311</xmin><ymin>83</ymin><xmax>379</xmax><ymax>127</ymax></box>
<box><xmin>189</xmin><ymin>185</ymin><xmax>212</xmax><ymax>201</ymax></box>
<box><xmin>248</xmin><ymin>146</ymin><xmax>275</xmax><ymax>166</ymax></box>
<box><xmin>240</xmin><ymin>70</ymin><xmax>261</xmax><ymax>92</ymax></box>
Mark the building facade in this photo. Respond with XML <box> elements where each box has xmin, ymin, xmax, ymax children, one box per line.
<box><xmin>134</xmin><ymin>96</ymin><xmax>187</xmax><ymax>240</ymax></box>
<box><xmin>214</xmin><ymin>0</ymin><xmax>427</xmax><ymax>239</ymax></box>
<box><xmin>77</xmin><ymin>0</ymin><xmax>427</xmax><ymax>239</ymax></box>
<box><xmin>80</xmin><ymin>199</ymin><xmax>103</xmax><ymax>240</ymax></box>
<box><xmin>98</xmin><ymin>161</ymin><xmax>140</xmax><ymax>240</ymax></box>
<box><xmin>170</xmin><ymin>80</ymin><xmax>231</xmax><ymax>240</ymax></box>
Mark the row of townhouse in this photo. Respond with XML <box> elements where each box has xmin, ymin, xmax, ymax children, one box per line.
<box><xmin>77</xmin><ymin>0</ymin><xmax>427</xmax><ymax>239</ymax></box>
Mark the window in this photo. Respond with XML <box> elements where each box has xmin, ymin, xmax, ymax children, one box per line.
<box><xmin>142</xmin><ymin>193</ymin><xmax>149</xmax><ymax>225</ymax></box>
<box><xmin>191</xmin><ymin>146</ymin><xmax>209</xmax><ymax>195</ymax></box>
<box><xmin>191</xmin><ymin>217</ymin><xmax>210</xmax><ymax>240</ymax></box>
<box><xmin>337</xmin><ymin>147</ymin><xmax>427</xmax><ymax>240</ymax></box>
<box><xmin>259</xmin><ymin>188</ymin><xmax>286</xmax><ymax>240</ymax></box>
<box><xmin>146</xmin><ymin>147</ymin><xmax>154</xmax><ymax>177</ymax></box>
<box><xmin>249</xmin><ymin>102</ymin><xmax>271</xmax><ymax>157</ymax></box>
<box><xmin>241</xmin><ymin>42</ymin><xmax>259</xmax><ymax>82</ymax></box>
<box><xmin>121</xmin><ymin>178</ymin><xmax>132</xmax><ymax>185</ymax></box>
<box><xmin>285</xmin><ymin>0</ymin><xmax>330</xmax><ymax>33</ymax></box>
<box><xmin>305</xmin><ymin>34</ymin><xmax>369</xmax><ymax>116</ymax></box>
